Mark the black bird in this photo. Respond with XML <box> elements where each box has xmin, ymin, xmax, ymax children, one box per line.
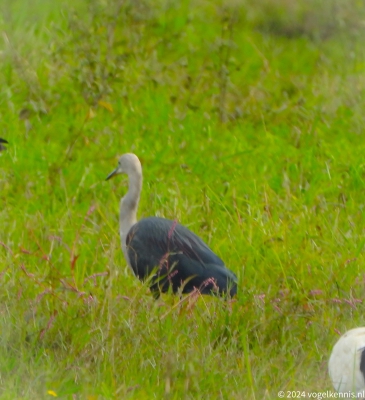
<box><xmin>0</xmin><ymin>138</ymin><xmax>8</xmax><ymax>151</ymax></box>
<box><xmin>106</xmin><ymin>153</ymin><xmax>237</xmax><ymax>298</ymax></box>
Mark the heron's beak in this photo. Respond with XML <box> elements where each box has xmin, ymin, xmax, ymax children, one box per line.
<box><xmin>106</xmin><ymin>168</ymin><xmax>119</xmax><ymax>181</ymax></box>
<box><xmin>0</xmin><ymin>138</ymin><xmax>8</xmax><ymax>144</ymax></box>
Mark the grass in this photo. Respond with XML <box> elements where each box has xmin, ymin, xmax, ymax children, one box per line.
<box><xmin>1</xmin><ymin>0</ymin><xmax>365</xmax><ymax>398</ymax></box>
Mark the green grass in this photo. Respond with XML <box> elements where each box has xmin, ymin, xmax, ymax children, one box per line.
<box><xmin>1</xmin><ymin>0</ymin><xmax>365</xmax><ymax>398</ymax></box>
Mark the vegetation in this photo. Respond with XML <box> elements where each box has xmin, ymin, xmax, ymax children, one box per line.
<box><xmin>1</xmin><ymin>0</ymin><xmax>365</xmax><ymax>398</ymax></box>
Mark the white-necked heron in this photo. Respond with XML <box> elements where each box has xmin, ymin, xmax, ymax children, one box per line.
<box><xmin>106</xmin><ymin>153</ymin><xmax>237</xmax><ymax>298</ymax></box>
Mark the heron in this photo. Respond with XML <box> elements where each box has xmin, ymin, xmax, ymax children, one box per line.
<box><xmin>328</xmin><ymin>327</ymin><xmax>365</xmax><ymax>398</ymax></box>
<box><xmin>106</xmin><ymin>153</ymin><xmax>238</xmax><ymax>298</ymax></box>
<box><xmin>0</xmin><ymin>138</ymin><xmax>8</xmax><ymax>151</ymax></box>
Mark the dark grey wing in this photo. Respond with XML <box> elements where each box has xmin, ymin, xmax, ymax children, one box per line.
<box><xmin>126</xmin><ymin>219</ymin><xmax>166</xmax><ymax>278</ymax></box>
<box><xmin>172</xmin><ymin>221</ymin><xmax>226</xmax><ymax>266</ymax></box>
<box><xmin>126</xmin><ymin>217</ymin><xmax>237</xmax><ymax>296</ymax></box>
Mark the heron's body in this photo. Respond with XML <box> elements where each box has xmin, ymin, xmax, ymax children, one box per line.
<box><xmin>329</xmin><ymin>327</ymin><xmax>365</xmax><ymax>398</ymax></box>
<box><xmin>127</xmin><ymin>217</ymin><xmax>237</xmax><ymax>296</ymax></box>
<box><xmin>107</xmin><ymin>153</ymin><xmax>237</xmax><ymax>298</ymax></box>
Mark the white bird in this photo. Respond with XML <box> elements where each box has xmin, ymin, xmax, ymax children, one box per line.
<box><xmin>329</xmin><ymin>327</ymin><xmax>365</xmax><ymax>398</ymax></box>
<box><xmin>106</xmin><ymin>153</ymin><xmax>237</xmax><ymax>298</ymax></box>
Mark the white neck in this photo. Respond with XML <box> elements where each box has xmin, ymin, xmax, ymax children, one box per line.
<box><xmin>120</xmin><ymin>166</ymin><xmax>142</xmax><ymax>248</ymax></box>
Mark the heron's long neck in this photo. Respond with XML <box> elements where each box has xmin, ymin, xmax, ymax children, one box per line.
<box><xmin>120</xmin><ymin>170</ymin><xmax>142</xmax><ymax>244</ymax></box>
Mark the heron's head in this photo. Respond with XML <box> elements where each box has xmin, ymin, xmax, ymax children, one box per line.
<box><xmin>106</xmin><ymin>153</ymin><xmax>141</xmax><ymax>180</ymax></box>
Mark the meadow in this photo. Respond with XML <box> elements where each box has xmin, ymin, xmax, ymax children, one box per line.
<box><xmin>1</xmin><ymin>0</ymin><xmax>365</xmax><ymax>398</ymax></box>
